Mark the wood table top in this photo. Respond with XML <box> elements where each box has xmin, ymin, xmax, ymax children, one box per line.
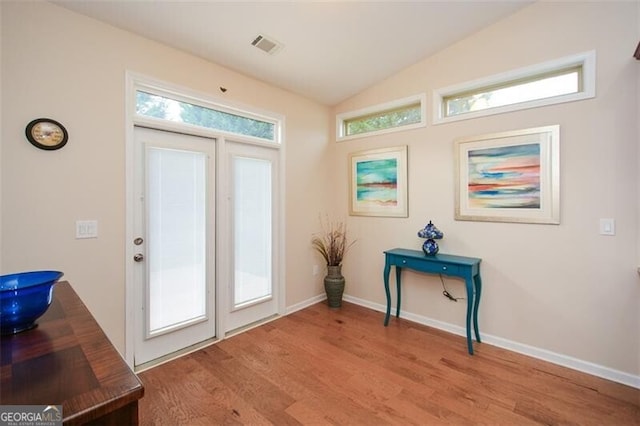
<box><xmin>1</xmin><ymin>281</ymin><xmax>144</xmax><ymax>425</ymax></box>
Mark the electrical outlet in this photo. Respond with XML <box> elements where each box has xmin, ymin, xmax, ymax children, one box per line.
<box><xmin>76</xmin><ymin>220</ymin><xmax>98</xmax><ymax>239</ymax></box>
<box><xmin>313</xmin><ymin>265</ymin><xmax>320</xmax><ymax>276</ymax></box>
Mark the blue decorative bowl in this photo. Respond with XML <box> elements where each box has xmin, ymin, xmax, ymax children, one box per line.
<box><xmin>0</xmin><ymin>271</ymin><xmax>64</xmax><ymax>335</ymax></box>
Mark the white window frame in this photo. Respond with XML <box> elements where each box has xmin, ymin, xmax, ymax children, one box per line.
<box><xmin>433</xmin><ymin>51</ymin><xmax>596</xmax><ymax>124</ymax></box>
<box><xmin>336</xmin><ymin>94</ymin><xmax>426</xmax><ymax>141</ymax></box>
<box><xmin>133</xmin><ymin>77</ymin><xmax>283</xmax><ymax>145</ymax></box>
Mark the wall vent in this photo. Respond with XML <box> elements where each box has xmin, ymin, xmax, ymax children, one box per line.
<box><xmin>251</xmin><ymin>34</ymin><xmax>282</xmax><ymax>55</ymax></box>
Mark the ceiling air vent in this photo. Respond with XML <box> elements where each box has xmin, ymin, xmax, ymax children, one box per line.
<box><xmin>251</xmin><ymin>34</ymin><xmax>282</xmax><ymax>55</ymax></box>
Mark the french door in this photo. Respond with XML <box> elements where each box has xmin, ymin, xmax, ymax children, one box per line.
<box><xmin>224</xmin><ymin>142</ymin><xmax>280</xmax><ymax>333</ymax></box>
<box><xmin>133</xmin><ymin>127</ymin><xmax>216</xmax><ymax>366</ymax></box>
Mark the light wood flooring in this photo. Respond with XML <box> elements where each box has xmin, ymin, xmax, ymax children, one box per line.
<box><xmin>138</xmin><ymin>301</ymin><xmax>640</xmax><ymax>425</ymax></box>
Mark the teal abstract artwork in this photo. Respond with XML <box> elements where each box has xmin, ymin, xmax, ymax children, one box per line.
<box><xmin>356</xmin><ymin>158</ymin><xmax>398</xmax><ymax>207</ymax></box>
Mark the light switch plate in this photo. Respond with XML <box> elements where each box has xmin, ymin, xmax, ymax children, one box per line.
<box><xmin>599</xmin><ymin>218</ymin><xmax>615</xmax><ymax>236</ymax></box>
<box><xmin>76</xmin><ymin>220</ymin><xmax>98</xmax><ymax>239</ymax></box>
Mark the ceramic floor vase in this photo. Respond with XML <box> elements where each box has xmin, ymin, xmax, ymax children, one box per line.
<box><xmin>324</xmin><ymin>265</ymin><xmax>345</xmax><ymax>308</ymax></box>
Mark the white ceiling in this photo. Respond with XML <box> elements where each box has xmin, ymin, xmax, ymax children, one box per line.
<box><xmin>53</xmin><ymin>1</ymin><xmax>533</xmax><ymax>106</ymax></box>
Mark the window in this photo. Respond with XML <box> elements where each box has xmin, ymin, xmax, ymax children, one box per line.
<box><xmin>337</xmin><ymin>94</ymin><xmax>426</xmax><ymax>141</ymax></box>
<box><xmin>344</xmin><ymin>103</ymin><xmax>421</xmax><ymax>136</ymax></box>
<box><xmin>136</xmin><ymin>90</ymin><xmax>279</xmax><ymax>142</ymax></box>
<box><xmin>433</xmin><ymin>51</ymin><xmax>596</xmax><ymax>124</ymax></box>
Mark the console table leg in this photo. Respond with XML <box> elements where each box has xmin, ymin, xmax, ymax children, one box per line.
<box><xmin>395</xmin><ymin>267</ymin><xmax>402</xmax><ymax>318</ymax></box>
<box><xmin>473</xmin><ymin>274</ymin><xmax>482</xmax><ymax>343</ymax></box>
<box><xmin>465</xmin><ymin>278</ymin><xmax>474</xmax><ymax>355</ymax></box>
<box><xmin>383</xmin><ymin>263</ymin><xmax>391</xmax><ymax>326</ymax></box>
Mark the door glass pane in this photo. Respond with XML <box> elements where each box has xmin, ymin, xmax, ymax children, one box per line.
<box><xmin>148</xmin><ymin>147</ymin><xmax>207</xmax><ymax>334</ymax></box>
<box><xmin>234</xmin><ymin>157</ymin><xmax>272</xmax><ymax>308</ymax></box>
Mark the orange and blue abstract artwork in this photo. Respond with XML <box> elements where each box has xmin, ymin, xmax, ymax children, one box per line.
<box><xmin>356</xmin><ymin>159</ymin><xmax>398</xmax><ymax>206</ymax></box>
<box><xmin>468</xmin><ymin>143</ymin><xmax>540</xmax><ymax>209</ymax></box>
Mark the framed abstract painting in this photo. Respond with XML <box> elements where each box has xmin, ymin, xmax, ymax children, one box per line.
<box><xmin>349</xmin><ymin>146</ymin><xmax>408</xmax><ymax>217</ymax></box>
<box><xmin>454</xmin><ymin>125</ymin><xmax>560</xmax><ymax>224</ymax></box>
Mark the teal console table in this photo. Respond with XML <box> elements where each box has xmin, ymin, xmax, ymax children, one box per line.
<box><xmin>383</xmin><ymin>248</ymin><xmax>482</xmax><ymax>355</ymax></box>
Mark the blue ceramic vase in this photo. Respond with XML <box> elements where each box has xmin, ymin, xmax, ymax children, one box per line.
<box><xmin>422</xmin><ymin>238</ymin><xmax>439</xmax><ymax>255</ymax></box>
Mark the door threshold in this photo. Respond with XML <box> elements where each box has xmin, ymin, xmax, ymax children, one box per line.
<box><xmin>134</xmin><ymin>336</ymin><xmax>219</xmax><ymax>373</ymax></box>
<box><xmin>225</xmin><ymin>313</ymin><xmax>280</xmax><ymax>338</ymax></box>
<box><xmin>135</xmin><ymin>314</ymin><xmax>282</xmax><ymax>373</ymax></box>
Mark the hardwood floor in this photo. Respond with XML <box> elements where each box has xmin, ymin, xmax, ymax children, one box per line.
<box><xmin>138</xmin><ymin>302</ymin><xmax>640</xmax><ymax>425</ymax></box>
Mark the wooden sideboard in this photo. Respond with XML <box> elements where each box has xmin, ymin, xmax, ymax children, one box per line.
<box><xmin>1</xmin><ymin>282</ymin><xmax>144</xmax><ymax>425</ymax></box>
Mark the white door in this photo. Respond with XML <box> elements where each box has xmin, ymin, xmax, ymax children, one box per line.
<box><xmin>225</xmin><ymin>142</ymin><xmax>279</xmax><ymax>332</ymax></box>
<box><xmin>133</xmin><ymin>127</ymin><xmax>216</xmax><ymax>366</ymax></box>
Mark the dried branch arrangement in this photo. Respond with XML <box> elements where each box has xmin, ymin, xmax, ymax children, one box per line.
<box><xmin>311</xmin><ymin>217</ymin><xmax>355</xmax><ymax>266</ymax></box>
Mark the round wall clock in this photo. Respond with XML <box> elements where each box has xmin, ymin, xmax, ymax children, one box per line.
<box><xmin>25</xmin><ymin>118</ymin><xmax>68</xmax><ymax>150</ymax></box>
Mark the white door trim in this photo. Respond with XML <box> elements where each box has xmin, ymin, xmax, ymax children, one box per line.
<box><xmin>124</xmin><ymin>71</ymin><xmax>286</xmax><ymax>368</ymax></box>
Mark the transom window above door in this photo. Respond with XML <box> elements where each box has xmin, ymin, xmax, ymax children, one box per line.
<box><xmin>135</xmin><ymin>90</ymin><xmax>280</xmax><ymax>143</ymax></box>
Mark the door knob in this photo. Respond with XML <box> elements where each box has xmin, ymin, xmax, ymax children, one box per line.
<box><xmin>134</xmin><ymin>237</ymin><xmax>144</xmax><ymax>246</ymax></box>
<box><xmin>133</xmin><ymin>253</ymin><xmax>144</xmax><ymax>262</ymax></box>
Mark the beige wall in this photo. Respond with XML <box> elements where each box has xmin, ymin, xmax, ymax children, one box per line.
<box><xmin>637</xmin><ymin>0</ymin><xmax>640</xmax><ymax>284</ymax></box>
<box><xmin>1</xmin><ymin>1</ymin><xmax>331</xmax><ymax>352</ymax></box>
<box><xmin>636</xmin><ymin>1</ymin><xmax>640</xmax><ymax>371</ymax></box>
<box><xmin>333</xmin><ymin>1</ymin><xmax>639</xmax><ymax>376</ymax></box>
<box><xmin>0</xmin><ymin>2</ymin><xmax>3</xmax><ymax>271</ymax></box>
<box><xmin>2</xmin><ymin>0</ymin><xmax>638</xmax><ymax>379</ymax></box>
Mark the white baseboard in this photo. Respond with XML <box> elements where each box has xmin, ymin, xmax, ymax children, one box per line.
<box><xmin>341</xmin><ymin>294</ymin><xmax>640</xmax><ymax>390</ymax></box>
<box><xmin>285</xmin><ymin>293</ymin><xmax>326</xmax><ymax>315</ymax></box>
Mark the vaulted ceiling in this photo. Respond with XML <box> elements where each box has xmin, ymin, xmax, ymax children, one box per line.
<box><xmin>54</xmin><ymin>1</ymin><xmax>533</xmax><ymax>106</ymax></box>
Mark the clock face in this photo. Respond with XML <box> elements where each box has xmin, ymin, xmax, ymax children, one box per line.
<box><xmin>25</xmin><ymin>118</ymin><xmax>68</xmax><ymax>150</ymax></box>
<box><xmin>31</xmin><ymin>122</ymin><xmax>64</xmax><ymax>146</ymax></box>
